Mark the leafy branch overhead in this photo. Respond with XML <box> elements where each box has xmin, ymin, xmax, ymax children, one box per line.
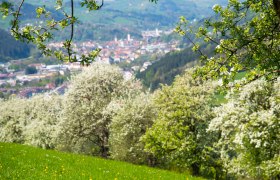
<box><xmin>0</xmin><ymin>0</ymin><xmax>156</xmax><ymax>65</ymax></box>
<box><xmin>176</xmin><ymin>0</ymin><xmax>280</xmax><ymax>88</ymax></box>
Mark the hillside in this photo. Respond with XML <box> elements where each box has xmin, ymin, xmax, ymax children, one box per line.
<box><xmin>0</xmin><ymin>29</ymin><xmax>32</xmax><ymax>63</ymax></box>
<box><xmin>136</xmin><ymin>43</ymin><xmax>216</xmax><ymax>90</ymax></box>
<box><xmin>0</xmin><ymin>0</ymin><xmax>228</xmax><ymax>41</ymax></box>
<box><xmin>72</xmin><ymin>0</ymin><xmax>227</xmax><ymax>28</ymax></box>
<box><xmin>23</xmin><ymin>0</ymin><xmax>228</xmax><ymax>28</ymax></box>
<box><xmin>0</xmin><ymin>143</ymin><xmax>203</xmax><ymax>180</ymax></box>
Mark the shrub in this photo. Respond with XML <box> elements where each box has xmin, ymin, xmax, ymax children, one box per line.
<box><xmin>23</xmin><ymin>95</ymin><xmax>62</xmax><ymax>149</ymax></box>
<box><xmin>0</xmin><ymin>95</ymin><xmax>62</xmax><ymax>149</ymax></box>
<box><xmin>109</xmin><ymin>93</ymin><xmax>156</xmax><ymax>164</ymax></box>
<box><xmin>142</xmin><ymin>69</ymin><xmax>223</xmax><ymax>178</ymax></box>
<box><xmin>25</xmin><ymin>66</ymin><xmax>38</xmax><ymax>75</ymax></box>
<box><xmin>0</xmin><ymin>98</ymin><xmax>29</xmax><ymax>143</ymax></box>
<box><xmin>208</xmin><ymin>77</ymin><xmax>280</xmax><ymax>179</ymax></box>
<box><xmin>57</xmin><ymin>63</ymin><xmax>142</xmax><ymax>157</ymax></box>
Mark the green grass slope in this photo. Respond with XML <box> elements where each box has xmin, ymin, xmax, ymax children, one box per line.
<box><xmin>0</xmin><ymin>143</ymin><xmax>203</xmax><ymax>180</ymax></box>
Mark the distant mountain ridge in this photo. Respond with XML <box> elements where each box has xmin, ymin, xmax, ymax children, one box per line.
<box><xmin>1</xmin><ymin>0</ymin><xmax>228</xmax><ymax>29</ymax></box>
<box><xmin>0</xmin><ymin>0</ymin><xmax>228</xmax><ymax>41</ymax></box>
<box><xmin>72</xmin><ymin>0</ymin><xmax>228</xmax><ymax>28</ymax></box>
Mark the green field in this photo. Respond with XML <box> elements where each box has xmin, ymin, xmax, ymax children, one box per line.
<box><xmin>0</xmin><ymin>143</ymin><xmax>202</xmax><ymax>180</ymax></box>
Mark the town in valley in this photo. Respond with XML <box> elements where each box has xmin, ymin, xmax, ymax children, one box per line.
<box><xmin>0</xmin><ymin>29</ymin><xmax>181</xmax><ymax>98</ymax></box>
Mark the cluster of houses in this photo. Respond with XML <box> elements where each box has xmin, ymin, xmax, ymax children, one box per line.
<box><xmin>0</xmin><ymin>62</ymin><xmax>82</xmax><ymax>84</ymax></box>
<box><xmin>0</xmin><ymin>61</ymin><xmax>82</xmax><ymax>98</ymax></box>
<box><xmin>1</xmin><ymin>28</ymin><xmax>181</xmax><ymax>98</ymax></box>
<box><xmin>48</xmin><ymin>29</ymin><xmax>180</xmax><ymax>65</ymax></box>
<box><xmin>141</xmin><ymin>28</ymin><xmax>173</xmax><ymax>38</ymax></box>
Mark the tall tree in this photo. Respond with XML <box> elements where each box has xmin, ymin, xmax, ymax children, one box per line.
<box><xmin>57</xmin><ymin>63</ymin><xmax>142</xmax><ymax>157</ymax></box>
<box><xmin>176</xmin><ymin>0</ymin><xmax>280</xmax><ymax>87</ymax></box>
<box><xmin>142</xmin><ymin>69</ymin><xmax>224</xmax><ymax>178</ymax></box>
<box><xmin>208</xmin><ymin>78</ymin><xmax>280</xmax><ymax>179</ymax></box>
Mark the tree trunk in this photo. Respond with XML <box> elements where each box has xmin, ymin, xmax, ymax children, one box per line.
<box><xmin>273</xmin><ymin>0</ymin><xmax>280</xmax><ymax>21</ymax></box>
<box><xmin>191</xmin><ymin>163</ymin><xmax>200</xmax><ymax>176</ymax></box>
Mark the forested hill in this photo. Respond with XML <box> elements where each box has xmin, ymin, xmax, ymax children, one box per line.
<box><xmin>72</xmin><ymin>0</ymin><xmax>228</xmax><ymax>28</ymax></box>
<box><xmin>0</xmin><ymin>29</ymin><xmax>32</xmax><ymax>63</ymax></box>
<box><xmin>19</xmin><ymin>0</ymin><xmax>228</xmax><ymax>28</ymax></box>
<box><xmin>136</xmin><ymin>43</ymin><xmax>216</xmax><ymax>90</ymax></box>
<box><xmin>0</xmin><ymin>0</ymin><xmax>228</xmax><ymax>41</ymax></box>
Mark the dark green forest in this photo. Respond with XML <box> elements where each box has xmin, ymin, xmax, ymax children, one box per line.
<box><xmin>0</xmin><ymin>29</ymin><xmax>31</xmax><ymax>63</ymax></box>
<box><xmin>137</xmin><ymin>43</ymin><xmax>216</xmax><ymax>90</ymax></box>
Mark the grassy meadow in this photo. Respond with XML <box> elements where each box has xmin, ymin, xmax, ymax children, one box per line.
<box><xmin>0</xmin><ymin>143</ymin><xmax>203</xmax><ymax>180</ymax></box>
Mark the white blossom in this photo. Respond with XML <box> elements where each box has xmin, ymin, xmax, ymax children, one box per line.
<box><xmin>208</xmin><ymin>77</ymin><xmax>280</xmax><ymax>178</ymax></box>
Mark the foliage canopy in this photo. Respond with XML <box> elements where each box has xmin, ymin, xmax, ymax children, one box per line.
<box><xmin>208</xmin><ymin>77</ymin><xmax>280</xmax><ymax>179</ymax></box>
<box><xmin>109</xmin><ymin>93</ymin><xmax>156</xmax><ymax>164</ymax></box>
<box><xmin>142</xmin><ymin>69</ymin><xmax>223</xmax><ymax>178</ymax></box>
<box><xmin>176</xmin><ymin>0</ymin><xmax>280</xmax><ymax>87</ymax></box>
<box><xmin>58</xmin><ymin>63</ymin><xmax>143</xmax><ymax>157</ymax></box>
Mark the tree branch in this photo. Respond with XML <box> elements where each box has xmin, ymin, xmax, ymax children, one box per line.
<box><xmin>11</xmin><ymin>0</ymin><xmax>25</xmax><ymax>31</ymax></box>
<box><xmin>67</xmin><ymin>0</ymin><xmax>74</xmax><ymax>61</ymax></box>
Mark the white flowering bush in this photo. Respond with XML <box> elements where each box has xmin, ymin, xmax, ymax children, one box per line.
<box><xmin>109</xmin><ymin>93</ymin><xmax>156</xmax><ymax>164</ymax></box>
<box><xmin>0</xmin><ymin>98</ymin><xmax>29</xmax><ymax>143</ymax></box>
<box><xmin>0</xmin><ymin>95</ymin><xmax>62</xmax><ymax>149</ymax></box>
<box><xmin>142</xmin><ymin>69</ymin><xmax>223</xmax><ymax>178</ymax></box>
<box><xmin>58</xmin><ymin>63</ymin><xmax>142</xmax><ymax>157</ymax></box>
<box><xmin>23</xmin><ymin>95</ymin><xmax>62</xmax><ymax>149</ymax></box>
<box><xmin>208</xmin><ymin>77</ymin><xmax>280</xmax><ymax>179</ymax></box>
